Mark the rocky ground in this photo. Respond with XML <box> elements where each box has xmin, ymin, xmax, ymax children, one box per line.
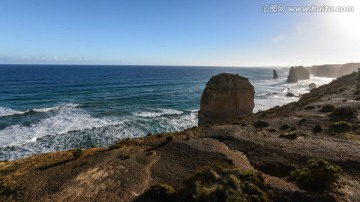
<box><xmin>1</xmin><ymin>73</ymin><xmax>360</xmax><ymax>202</ymax></box>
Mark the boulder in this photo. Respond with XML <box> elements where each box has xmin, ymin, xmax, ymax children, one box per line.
<box><xmin>198</xmin><ymin>73</ymin><xmax>254</xmax><ymax>126</ymax></box>
<box><xmin>287</xmin><ymin>66</ymin><xmax>310</xmax><ymax>83</ymax></box>
<box><xmin>273</xmin><ymin>70</ymin><xmax>278</xmax><ymax>79</ymax></box>
<box><xmin>286</xmin><ymin>92</ymin><xmax>296</xmax><ymax>97</ymax></box>
<box><xmin>309</xmin><ymin>83</ymin><xmax>316</xmax><ymax>90</ymax></box>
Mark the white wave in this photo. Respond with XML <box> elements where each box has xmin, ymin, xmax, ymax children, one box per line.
<box><xmin>159</xmin><ymin>110</ymin><xmax>198</xmax><ymax>132</ymax></box>
<box><xmin>0</xmin><ymin>106</ymin><xmax>122</xmax><ymax>147</ymax></box>
<box><xmin>32</xmin><ymin>103</ymin><xmax>80</xmax><ymax>113</ymax></box>
<box><xmin>0</xmin><ymin>106</ymin><xmax>26</xmax><ymax>117</ymax></box>
<box><xmin>133</xmin><ymin>108</ymin><xmax>183</xmax><ymax>118</ymax></box>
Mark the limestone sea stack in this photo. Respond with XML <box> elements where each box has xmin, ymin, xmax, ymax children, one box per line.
<box><xmin>287</xmin><ymin>66</ymin><xmax>310</xmax><ymax>83</ymax></box>
<box><xmin>273</xmin><ymin>70</ymin><xmax>278</xmax><ymax>79</ymax></box>
<box><xmin>287</xmin><ymin>67</ymin><xmax>298</xmax><ymax>83</ymax></box>
<box><xmin>198</xmin><ymin>73</ymin><xmax>255</xmax><ymax>126</ymax></box>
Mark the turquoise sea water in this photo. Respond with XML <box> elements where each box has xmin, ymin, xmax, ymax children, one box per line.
<box><xmin>0</xmin><ymin>65</ymin><xmax>333</xmax><ymax>160</ymax></box>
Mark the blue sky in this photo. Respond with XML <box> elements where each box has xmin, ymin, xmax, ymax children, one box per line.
<box><xmin>0</xmin><ymin>0</ymin><xmax>359</xmax><ymax>66</ymax></box>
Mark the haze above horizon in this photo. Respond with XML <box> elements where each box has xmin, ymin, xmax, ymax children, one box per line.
<box><xmin>1</xmin><ymin>0</ymin><xmax>359</xmax><ymax>67</ymax></box>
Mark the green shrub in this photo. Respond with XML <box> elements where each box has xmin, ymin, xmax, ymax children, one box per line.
<box><xmin>329</xmin><ymin>107</ymin><xmax>357</xmax><ymax>121</ymax></box>
<box><xmin>142</xmin><ymin>184</ymin><xmax>175</xmax><ymax>202</ymax></box>
<box><xmin>72</xmin><ymin>148</ymin><xmax>83</xmax><ymax>158</ymax></box>
<box><xmin>280</xmin><ymin>124</ymin><xmax>290</xmax><ymax>130</ymax></box>
<box><xmin>297</xmin><ymin>118</ymin><xmax>306</xmax><ymax>125</ymax></box>
<box><xmin>183</xmin><ymin>166</ymin><xmax>268</xmax><ymax>202</ymax></box>
<box><xmin>304</xmin><ymin>106</ymin><xmax>315</xmax><ymax>110</ymax></box>
<box><xmin>319</xmin><ymin>104</ymin><xmax>335</xmax><ymax>112</ymax></box>
<box><xmin>253</xmin><ymin>121</ymin><xmax>269</xmax><ymax>128</ymax></box>
<box><xmin>279</xmin><ymin>133</ymin><xmax>298</xmax><ymax>140</ymax></box>
<box><xmin>166</xmin><ymin>136</ymin><xmax>174</xmax><ymax>142</ymax></box>
<box><xmin>330</xmin><ymin>121</ymin><xmax>352</xmax><ymax>133</ymax></box>
<box><xmin>290</xmin><ymin>159</ymin><xmax>342</xmax><ymax>191</ymax></box>
<box><xmin>312</xmin><ymin>125</ymin><xmax>322</xmax><ymax>133</ymax></box>
<box><xmin>117</xmin><ymin>154</ymin><xmax>131</xmax><ymax>160</ymax></box>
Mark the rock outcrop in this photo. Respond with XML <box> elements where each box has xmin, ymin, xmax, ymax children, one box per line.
<box><xmin>287</xmin><ymin>66</ymin><xmax>310</xmax><ymax>83</ymax></box>
<box><xmin>273</xmin><ymin>70</ymin><xmax>278</xmax><ymax>79</ymax></box>
<box><xmin>198</xmin><ymin>73</ymin><xmax>254</xmax><ymax>126</ymax></box>
<box><xmin>309</xmin><ymin>83</ymin><xmax>316</xmax><ymax>90</ymax></box>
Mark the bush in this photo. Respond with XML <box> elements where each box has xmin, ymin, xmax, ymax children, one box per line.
<box><xmin>297</xmin><ymin>118</ymin><xmax>306</xmax><ymax>125</ymax></box>
<box><xmin>117</xmin><ymin>154</ymin><xmax>131</xmax><ymax>160</ymax></box>
<box><xmin>166</xmin><ymin>136</ymin><xmax>174</xmax><ymax>142</ymax></box>
<box><xmin>183</xmin><ymin>166</ymin><xmax>268</xmax><ymax>202</ymax></box>
<box><xmin>254</xmin><ymin>120</ymin><xmax>269</xmax><ymax>128</ymax></box>
<box><xmin>329</xmin><ymin>107</ymin><xmax>357</xmax><ymax>121</ymax></box>
<box><xmin>304</xmin><ymin>106</ymin><xmax>315</xmax><ymax>110</ymax></box>
<box><xmin>312</xmin><ymin>125</ymin><xmax>322</xmax><ymax>133</ymax></box>
<box><xmin>142</xmin><ymin>184</ymin><xmax>175</xmax><ymax>202</ymax></box>
<box><xmin>319</xmin><ymin>104</ymin><xmax>335</xmax><ymax>112</ymax></box>
<box><xmin>330</xmin><ymin>121</ymin><xmax>352</xmax><ymax>133</ymax></box>
<box><xmin>280</xmin><ymin>124</ymin><xmax>290</xmax><ymax>130</ymax></box>
<box><xmin>290</xmin><ymin>159</ymin><xmax>342</xmax><ymax>191</ymax></box>
<box><xmin>72</xmin><ymin>148</ymin><xmax>83</xmax><ymax>158</ymax></box>
<box><xmin>279</xmin><ymin>133</ymin><xmax>298</xmax><ymax>140</ymax></box>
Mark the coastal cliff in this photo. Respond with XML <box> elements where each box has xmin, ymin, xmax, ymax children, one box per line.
<box><xmin>1</xmin><ymin>73</ymin><xmax>360</xmax><ymax>201</ymax></box>
<box><xmin>310</xmin><ymin>63</ymin><xmax>360</xmax><ymax>78</ymax></box>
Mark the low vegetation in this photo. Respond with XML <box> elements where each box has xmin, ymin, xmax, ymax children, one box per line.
<box><xmin>279</xmin><ymin>124</ymin><xmax>290</xmax><ymax>130</ymax></box>
<box><xmin>330</xmin><ymin>121</ymin><xmax>352</xmax><ymax>133</ymax></box>
<box><xmin>297</xmin><ymin>118</ymin><xmax>306</xmax><ymax>125</ymax></box>
<box><xmin>166</xmin><ymin>136</ymin><xmax>174</xmax><ymax>142</ymax></box>
<box><xmin>279</xmin><ymin>133</ymin><xmax>298</xmax><ymax>140</ymax></box>
<box><xmin>72</xmin><ymin>148</ymin><xmax>83</xmax><ymax>158</ymax></box>
<box><xmin>142</xmin><ymin>184</ymin><xmax>175</xmax><ymax>202</ymax></box>
<box><xmin>141</xmin><ymin>165</ymin><xmax>268</xmax><ymax>202</ymax></box>
<box><xmin>319</xmin><ymin>104</ymin><xmax>335</xmax><ymax>112</ymax></box>
<box><xmin>304</xmin><ymin>106</ymin><xmax>315</xmax><ymax>110</ymax></box>
<box><xmin>253</xmin><ymin>121</ymin><xmax>269</xmax><ymax>128</ymax></box>
<box><xmin>329</xmin><ymin>107</ymin><xmax>357</xmax><ymax>121</ymax></box>
<box><xmin>312</xmin><ymin>125</ymin><xmax>322</xmax><ymax>133</ymax></box>
<box><xmin>290</xmin><ymin>159</ymin><xmax>342</xmax><ymax>191</ymax></box>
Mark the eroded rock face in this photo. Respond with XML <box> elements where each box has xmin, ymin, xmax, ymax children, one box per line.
<box><xmin>273</xmin><ymin>70</ymin><xmax>278</xmax><ymax>79</ymax></box>
<box><xmin>198</xmin><ymin>73</ymin><xmax>254</xmax><ymax>126</ymax></box>
<box><xmin>287</xmin><ymin>66</ymin><xmax>310</xmax><ymax>83</ymax></box>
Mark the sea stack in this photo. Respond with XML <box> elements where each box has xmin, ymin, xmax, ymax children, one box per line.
<box><xmin>287</xmin><ymin>67</ymin><xmax>298</xmax><ymax>83</ymax></box>
<box><xmin>273</xmin><ymin>70</ymin><xmax>278</xmax><ymax>79</ymax></box>
<box><xmin>198</xmin><ymin>73</ymin><xmax>255</xmax><ymax>126</ymax></box>
<box><xmin>287</xmin><ymin>66</ymin><xmax>310</xmax><ymax>83</ymax></box>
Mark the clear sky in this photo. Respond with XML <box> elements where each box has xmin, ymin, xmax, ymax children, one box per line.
<box><xmin>0</xmin><ymin>0</ymin><xmax>359</xmax><ymax>66</ymax></box>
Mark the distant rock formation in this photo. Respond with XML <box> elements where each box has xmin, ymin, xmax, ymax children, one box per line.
<box><xmin>198</xmin><ymin>73</ymin><xmax>254</xmax><ymax>126</ymax></box>
<box><xmin>310</xmin><ymin>63</ymin><xmax>360</xmax><ymax>78</ymax></box>
<box><xmin>273</xmin><ymin>70</ymin><xmax>278</xmax><ymax>79</ymax></box>
<box><xmin>287</xmin><ymin>66</ymin><xmax>310</xmax><ymax>83</ymax></box>
<box><xmin>309</xmin><ymin>83</ymin><xmax>316</xmax><ymax>90</ymax></box>
<box><xmin>287</xmin><ymin>67</ymin><xmax>298</xmax><ymax>83</ymax></box>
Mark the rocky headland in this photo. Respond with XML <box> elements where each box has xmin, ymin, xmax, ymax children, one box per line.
<box><xmin>309</xmin><ymin>63</ymin><xmax>360</xmax><ymax>78</ymax></box>
<box><xmin>1</xmin><ymin>72</ymin><xmax>360</xmax><ymax>202</ymax></box>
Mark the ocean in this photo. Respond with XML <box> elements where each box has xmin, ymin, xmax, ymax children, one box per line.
<box><xmin>0</xmin><ymin>65</ymin><xmax>334</xmax><ymax>160</ymax></box>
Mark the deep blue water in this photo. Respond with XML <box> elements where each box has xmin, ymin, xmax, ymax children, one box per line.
<box><xmin>0</xmin><ymin>65</ymin><xmax>333</xmax><ymax>160</ymax></box>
